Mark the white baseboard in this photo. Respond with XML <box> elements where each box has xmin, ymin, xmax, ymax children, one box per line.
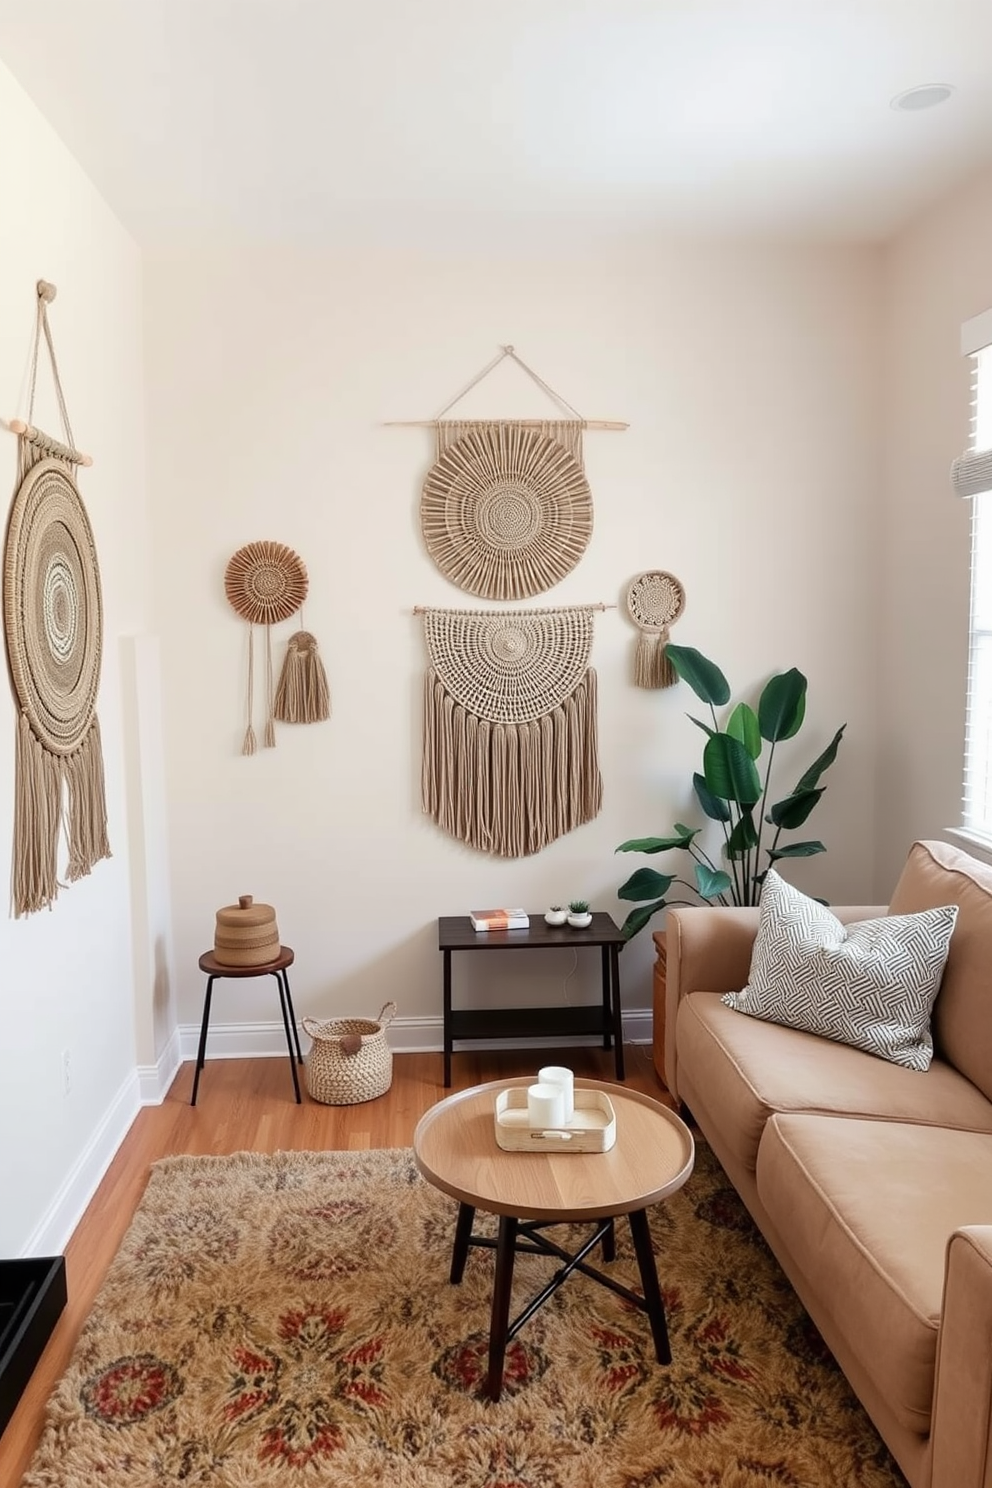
<box><xmin>137</xmin><ymin>1026</ymin><xmax>184</xmax><ymax>1104</ymax></box>
<box><xmin>22</xmin><ymin>1070</ymin><xmax>141</xmax><ymax>1258</ymax></box>
<box><xmin>178</xmin><ymin>1008</ymin><xmax>653</xmax><ymax>1061</ymax></box>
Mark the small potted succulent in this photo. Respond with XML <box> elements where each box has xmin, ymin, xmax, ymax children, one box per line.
<box><xmin>567</xmin><ymin>900</ymin><xmax>592</xmax><ymax>928</ymax></box>
<box><xmin>544</xmin><ymin>905</ymin><xmax>568</xmax><ymax>926</ymax></box>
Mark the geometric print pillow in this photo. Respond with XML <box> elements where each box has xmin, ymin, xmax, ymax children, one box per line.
<box><xmin>721</xmin><ymin>869</ymin><xmax>959</xmax><ymax>1071</ymax></box>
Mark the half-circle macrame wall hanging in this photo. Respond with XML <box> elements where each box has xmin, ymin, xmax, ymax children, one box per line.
<box><xmin>388</xmin><ymin>345</ymin><xmax>627</xmax><ymax>600</ymax></box>
<box><xmin>224</xmin><ymin>540</ymin><xmax>330</xmax><ymax>754</ymax></box>
<box><xmin>418</xmin><ymin>604</ymin><xmax>604</xmax><ymax>857</ymax></box>
<box><xmin>626</xmin><ymin>570</ymin><xmax>686</xmax><ymax>688</ymax></box>
<box><xmin>2</xmin><ymin>281</ymin><xmax>111</xmax><ymax>917</ymax></box>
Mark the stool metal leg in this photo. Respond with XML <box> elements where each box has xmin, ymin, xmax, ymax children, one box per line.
<box><xmin>281</xmin><ymin>969</ymin><xmax>304</xmax><ymax>1064</ymax></box>
<box><xmin>190</xmin><ymin>976</ymin><xmax>216</xmax><ymax>1106</ymax></box>
<box><xmin>271</xmin><ymin>970</ymin><xmax>302</xmax><ymax>1104</ymax></box>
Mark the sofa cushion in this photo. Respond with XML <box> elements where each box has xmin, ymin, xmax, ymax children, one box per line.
<box><xmin>756</xmin><ymin>1114</ymin><xmax>992</xmax><ymax>1437</ymax></box>
<box><xmin>888</xmin><ymin>839</ymin><xmax>992</xmax><ymax>1101</ymax></box>
<box><xmin>676</xmin><ymin>991</ymin><xmax>992</xmax><ymax>1177</ymax></box>
<box><xmin>721</xmin><ymin>870</ymin><xmax>958</xmax><ymax>1071</ymax></box>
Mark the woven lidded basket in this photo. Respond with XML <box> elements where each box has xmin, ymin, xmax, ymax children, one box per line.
<box><xmin>214</xmin><ymin>894</ymin><xmax>280</xmax><ymax>967</ymax></box>
<box><xmin>302</xmin><ymin>1001</ymin><xmax>397</xmax><ymax>1105</ymax></box>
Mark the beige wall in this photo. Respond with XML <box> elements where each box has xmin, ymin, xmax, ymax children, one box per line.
<box><xmin>879</xmin><ymin>163</ymin><xmax>992</xmax><ymax>891</ymax></box>
<box><xmin>0</xmin><ymin>59</ymin><xmax>170</xmax><ymax>1255</ymax></box>
<box><xmin>144</xmin><ymin>241</ymin><xmax>882</xmax><ymax>1042</ymax></box>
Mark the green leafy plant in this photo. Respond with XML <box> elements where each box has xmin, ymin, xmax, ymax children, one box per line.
<box><xmin>616</xmin><ymin>645</ymin><xmax>845</xmax><ymax>939</ymax></box>
<box><xmin>568</xmin><ymin>900</ymin><xmax>590</xmax><ymax>914</ymax></box>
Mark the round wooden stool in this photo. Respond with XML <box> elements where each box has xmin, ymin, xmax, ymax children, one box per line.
<box><xmin>190</xmin><ymin>946</ymin><xmax>304</xmax><ymax>1105</ymax></box>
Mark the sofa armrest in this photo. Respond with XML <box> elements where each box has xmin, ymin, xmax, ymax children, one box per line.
<box><xmin>663</xmin><ymin>902</ymin><xmax>888</xmax><ymax>1102</ymax></box>
<box><xmin>931</xmin><ymin>1227</ymin><xmax>992</xmax><ymax>1488</ymax></box>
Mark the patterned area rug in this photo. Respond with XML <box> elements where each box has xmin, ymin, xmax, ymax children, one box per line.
<box><xmin>23</xmin><ymin>1144</ymin><xmax>906</xmax><ymax>1487</ymax></box>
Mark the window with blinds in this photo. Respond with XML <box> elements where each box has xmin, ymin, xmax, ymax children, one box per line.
<box><xmin>962</xmin><ymin>336</ymin><xmax>992</xmax><ymax>839</ymax></box>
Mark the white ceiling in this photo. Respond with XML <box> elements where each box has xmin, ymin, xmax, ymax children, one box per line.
<box><xmin>1</xmin><ymin>0</ymin><xmax>991</xmax><ymax>251</ymax></box>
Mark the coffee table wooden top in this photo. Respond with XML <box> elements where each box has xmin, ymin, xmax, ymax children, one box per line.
<box><xmin>413</xmin><ymin>1078</ymin><xmax>694</xmax><ymax>1222</ymax></box>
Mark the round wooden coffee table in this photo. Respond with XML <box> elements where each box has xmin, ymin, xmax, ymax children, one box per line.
<box><xmin>413</xmin><ymin>1077</ymin><xmax>694</xmax><ymax>1400</ymax></box>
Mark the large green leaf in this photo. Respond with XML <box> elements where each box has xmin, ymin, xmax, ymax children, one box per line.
<box><xmin>667</xmin><ymin>645</ymin><xmax>731</xmax><ymax>706</ymax></box>
<box><xmin>620</xmin><ymin>900</ymin><xmax>667</xmax><ymax>939</ymax></box>
<box><xmin>617</xmin><ymin>868</ymin><xmax>676</xmax><ymax>902</ymax></box>
<box><xmin>726</xmin><ymin>702</ymin><xmax>761</xmax><ymax>759</ymax></box>
<box><xmin>758</xmin><ymin>668</ymin><xmax>807</xmax><ymax>741</ymax></box>
<box><xmin>793</xmin><ymin>725</ymin><xmax>847</xmax><ymax>792</ymax></box>
<box><xmin>693</xmin><ymin>772</ymin><xmax>731</xmax><ymax>822</ymax></box>
<box><xmin>726</xmin><ymin>811</ymin><xmax>758</xmax><ymax>857</ymax></box>
<box><xmin>616</xmin><ymin>828</ymin><xmax>698</xmax><ymax>855</ymax></box>
<box><xmin>702</xmin><ymin>733</ymin><xmax>762</xmax><ymax>806</ymax></box>
<box><xmin>768</xmin><ymin>841</ymin><xmax>826</xmax><ymax>859</ymax></box>
<box><xmin>695</xmin><ymin>863</ymin><xmax>733</xmax><ymax>898</ymax></box>
<box><xmin>765</xmin><ymin>787</ymin><xmax>824</xmax><ymax>829</ymax></box>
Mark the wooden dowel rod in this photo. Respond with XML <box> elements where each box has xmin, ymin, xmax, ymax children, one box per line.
<box><xmin>413</xmin><ymin>603</ymin><xmax>617</xmax><ymax>614</ymax></box>
<box><xmin>5</xmin><ymin>418</ymin><xmax>93</xmax><ymax>467</ymax></box>
<box><xmin>383</xmin><ymin>418</ymin><xmax>629</xmax><ymax>431</ymax></box>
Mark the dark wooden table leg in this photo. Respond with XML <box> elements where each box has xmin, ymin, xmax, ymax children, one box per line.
<box><xmin>600</xmin><ymin>945</ymin><xmax>612</xmax><ymax>1050</ymax></box>
<box><xmin>272</xmin><ymin>970</ymin><xmax>302</xmax><ymax>1104</ymax></box>
<box><xmin>190</xmin><ymin>976</ymin><xmax>215</xmax><ymax>1106</ymax></box>
<box><xmin>610</xmin><ymin>943</ymin><xmax>625</xmax><ymax>1080</ymax></box>
<box><xmin>443</xmin><ymin>947</ymin><xmax>453</xmax><ymax>1087</ymax></box>
<box><xmin>602</xmin><ymin>1216</ymin><xmax>616</xmax><ymax>1263</ymax></box>
<box><xmin>486</xmin><ymin>1215</ymin><xmax>519</xmax><ymax>1401</ymax></box>
<box><xmin>450</xmin><ymin>1202</ymin><xmax>475</xmax><ymax>1283</ymax></box>
<box><xmin>628</xmin><ymin>1208</ymin><xmax>670</xmax><ymax>1363</ymax></box>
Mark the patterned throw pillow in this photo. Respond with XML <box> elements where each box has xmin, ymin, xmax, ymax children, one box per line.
<box><xmin>722</xmin><ymin>869</ymin><xmax>958</xmax><ymax>1070</ymax></box>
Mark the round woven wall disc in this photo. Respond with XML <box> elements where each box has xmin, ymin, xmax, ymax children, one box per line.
<box><xmin>626</xmin><ymin>571</ymin><xmax>686</xmax><ymax>633</ymax></box>
<box><xmin>421</xmin><ymin>425</ymin><xmax>593</xmax><ymax>600</ymax></box>
<box><xmin>225</xmin><ymin>541</ymin><xmax>308</xmax><ymax>625</ymax></box>
<box><xmin>3</xmin><ymin>457</ymin><xmax>103</xmax><ymax>755</ymax></box>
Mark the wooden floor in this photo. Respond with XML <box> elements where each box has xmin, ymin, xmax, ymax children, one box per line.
<box><xmin>1</xmin><ymin>1043</ymin><xmax>667</xmax><ymax>1486</ymax></box>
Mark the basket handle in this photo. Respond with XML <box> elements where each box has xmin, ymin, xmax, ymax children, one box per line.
<box><xmin>377</xmin><ymin>1000</ymin><xmax>398</xmax><ymax>1029</ymax></box>
<box><xmin>301</xmin><ymin>1017</ymin><xmax>325</xmax><ymax>1042</ymax></box>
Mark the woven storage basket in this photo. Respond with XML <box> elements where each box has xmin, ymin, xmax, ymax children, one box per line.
<box><xmin>302</xmin><ymin>1001</ymin><xmax>397</xmax><ymax>1105</ymax></box>
<box><xmin>214</xmin><ymin>894</ymin><xmax>280</xmax><ymax>967</ymax></box>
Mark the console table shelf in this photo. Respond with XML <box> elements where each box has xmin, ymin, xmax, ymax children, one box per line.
<box><xmin>438</xmin><ymin>912</ymin><xmax>626</xmax><ymax>1086</ymax></box>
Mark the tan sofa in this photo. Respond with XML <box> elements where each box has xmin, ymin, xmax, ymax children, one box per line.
<box><xmin>662</xmin><ymin>839</ymin><xmax>992</xmax><ymax>1488</ymax></box>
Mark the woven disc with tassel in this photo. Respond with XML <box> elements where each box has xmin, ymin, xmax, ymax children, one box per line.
<box><xmin>626</xmin><ymin>571</ymin><xmax>686</xmax><ymax>689</ymax></box>
<box><xmin>224</xmin><ymin>540</ymin><xmax>309</xmax><ymax>754</ymax></box>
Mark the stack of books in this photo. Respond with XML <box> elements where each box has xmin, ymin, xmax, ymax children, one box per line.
<box><xmin>469</xmin><ymin>908</ymin><xmax>530</xmax><ymax>932</ymax></box>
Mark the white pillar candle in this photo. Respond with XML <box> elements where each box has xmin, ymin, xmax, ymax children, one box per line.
<box><xmin>527</xmin><ymin>1082</ymin><xmax>565</xmax><ymax>1129</ymax></box>
<box><xmin>538</xmin><ymin>1065</ymin><xmax>574</xmax><ymax>1123</ymax></box>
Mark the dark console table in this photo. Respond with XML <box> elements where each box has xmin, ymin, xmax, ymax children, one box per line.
<box><xmin>437</xmin><ymin>912</ymin><xmax>626</xmax><ymax>1087</ymax></box>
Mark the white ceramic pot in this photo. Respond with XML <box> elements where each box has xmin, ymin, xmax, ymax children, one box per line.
<box><xmin>567</xmin><ymin>911</ymin><xmax>592</xmax><ymax>928</ymax></box>
<box><xmin>544</xmin><ymin>908</ymin><xmax>568</xmax><ymax>926</ymax></box>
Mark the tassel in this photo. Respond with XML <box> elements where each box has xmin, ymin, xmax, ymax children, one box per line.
<box><xmin>634</xmin><ymin>628</ymin><xmax>677</xmax><ymax>688</ymax></box>
<box><xmin>273</xmin><ymin>631</ymin><xmax>331</xmax><ymax>724</ymax></box>
<box><xmin>64</xmin><ymin>719</ymin><xmax>112</xmax><ymax>881</ymax></box>
<box><xmin>242</xmin><ymin>725</ymin><xmax>257</xmax><ymax>757</ymax></box>
<box><xmin>13</xmin><ymin>712</ymin><xmax>62</xmax><ymax>916</ymax></box>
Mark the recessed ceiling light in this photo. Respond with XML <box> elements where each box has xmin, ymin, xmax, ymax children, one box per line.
<box><xmin>890</xmin><ymin>84</ymin><xmax>955</xmax><ymax>112</ymax></box>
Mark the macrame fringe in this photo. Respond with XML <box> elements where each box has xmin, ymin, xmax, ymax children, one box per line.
<box><xmin>274</xmin><ymin>631</ymin><xmax>330</xmax><ymax>724</ymax></box>
<box><xmin>634</xmin><ymin>630</ymin><xmax>677</xmax><ymax>689</ymax></box>
<box><xmin>12</xmin><ymin>711</ymin><xmax>111</xmax><ymax>917</ymax></box>
<box><xmin>422</xmin><ymin>667</ymin><xmax>602</xmax><ymax>857</ymax></box>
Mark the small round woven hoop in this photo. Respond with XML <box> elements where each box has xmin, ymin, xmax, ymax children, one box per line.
<box><xmin>302</xmin><ymin>1002</ymin><xmax>397</xmax><ymax>1105</ymax></box>
<box><xmin>421</xmin><ymin>426</ymin><xmax>592</xmax><ymax>600</ymax></box>
<box><xmin>626</xmin><ymin>571</ymin><xmax>686</xmax><ymax>633</ymax></box>
<box><xmin>3</xmin><ymin>458</ymin><xmax>103</xmax><ymax>755</ymax></box>
<box><xmin>224</xmin><ymin>541</ymin><xmax>308</xmax><ymax>625</ymax></box>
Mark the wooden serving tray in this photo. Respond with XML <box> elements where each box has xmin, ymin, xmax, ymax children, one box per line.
<box><xmin>493</xmin><ymin>1087</ymin><xmax>617</xmax><ymax>1153</ymax></box>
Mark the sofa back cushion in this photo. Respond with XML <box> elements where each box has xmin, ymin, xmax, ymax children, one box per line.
<box><xmin>888</xmin><ymin>840</ymin><xmax>992</xmax><ymax>1099</ymax></box>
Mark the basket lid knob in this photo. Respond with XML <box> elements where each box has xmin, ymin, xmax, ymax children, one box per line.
<box><xmin>238</xmin><ymin>895</ymin><xmax>253</xmax><ymax>909</ymax></box>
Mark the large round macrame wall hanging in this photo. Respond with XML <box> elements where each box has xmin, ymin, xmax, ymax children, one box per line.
<box><xmin>626</xmin><ymin>570</ymin><xmax>686</xmax><ymax>689</ymax></box>
<box><xmin>2</xmin><ymin>281</ymin><xmax>110</xmax><ymax>916</ymax></box>
<box><xmin>393</xmin><ymin>346</ymin><xmax>627</xmax><ymax>601</ymax></box>
<box><xmin>421</xmin><ymin>420</ymin><xmax>593</xmax><ymax>601</ymax></box>
<box><xmin>225</xmin><ymin>540</ymin><xmax>330</xmax><ymax>753</ymax></box>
